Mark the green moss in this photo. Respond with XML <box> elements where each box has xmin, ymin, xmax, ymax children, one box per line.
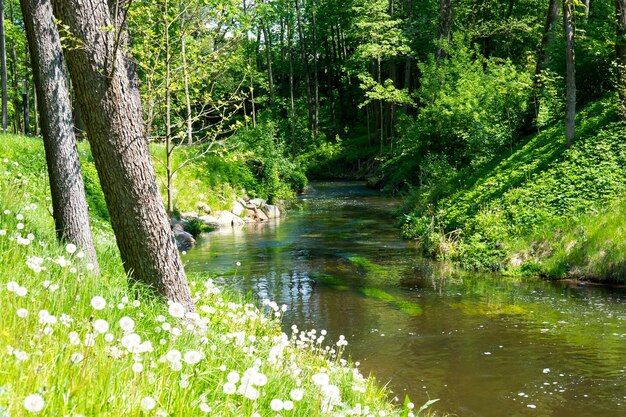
<box><xmin>361</xmin><ymin>288</ymin><xmax>423</xmax><ymax>316</ymax></box>
<box><xmin>312</xmin><ymin>273</ymin><xmax>349</xmax><ymax>290</ymax></box>
<box><xmin>346</xmin><ymin>255</ymin><xmax>386</xmax><ymax>275</ymax></box>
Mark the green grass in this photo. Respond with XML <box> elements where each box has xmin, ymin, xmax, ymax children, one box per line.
<box><xmin>0</xmin><ymin>135</ymin><xmax>428</xmax><ymax>416</ymax></box>
<box><xmin>402</xmin><ymin>96</ymin><xmax>626</xmax><ymax>283</ymax></box>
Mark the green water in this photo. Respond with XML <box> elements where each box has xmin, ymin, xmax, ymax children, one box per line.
<box><xmin>185</xmin><ymin>181</ymin><xmax>626</xmax><ymax>417</ymax></box>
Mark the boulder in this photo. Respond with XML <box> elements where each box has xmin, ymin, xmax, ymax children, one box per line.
<box><xmin>249</xmin><ymin>198</ymin><xmax>266</xmax><ymax>208</ymax></box>
<box><xmin>217</xmin><ymin>211</ymin><xmax>245</xmax><ymax>226</ymax></box>
<box><xmin>262</xmin><ymin>204</ymin><xmax>281</xmax><ymax>219</ymax></box>
<box><xmin>180</xmin><ymin>211</ymin><xmax>199</xmax><ymax>220</ymax></box>
<box><xmin>173</xmin><ymin>224</ymin><xmax>196</xmax><ymax>251</ymax></box>
<box><xmin>246</xmin><ymin>207</ymin><xmax>269</xmax><ymax>222</ymax></box>
<box><xmin>196</xmin><ymin>201</ymin><xmax>211</xmax><ymax>214</ymax></box>
<box><xmin>171</xmin><ymin>217</ymin><xmax>186</xmax><ymax>227</ymax></box>
<box><xmin>231</xmin><ymin>201</ymin><xmax>245</xmax><ymax>217</ymax></box>
<box><xmin>199</xmin><ymin>215</ymin><xmax>219</xmax><ymax>227</ymax></box>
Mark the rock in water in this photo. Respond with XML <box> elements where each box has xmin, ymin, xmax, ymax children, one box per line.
<box><xmin>262</xmin><ymin>204</ymin><xmax>281</xmax><ymax>219</ymax></box>
<box><xmin>231</xmin><ymin>201</ymin><xmax>245</xmax><ymax>217</ymax></box>
<box><xmin>172</xmin><ymin>224</ymin><xmax>196</xmax><ymax>251</ymax></box>
<box><xmin>199</xmin><ymin>215</ymin><xmax>219</xmax><ymax>227</ymax></box>
<box><xmin>250</xmin><ymin>198</ymin><xmax>266</xmax><ymax>208</ymax></box>
<box><xmin>217</xmin><ymin>211</ymin><xmax>245</xmax><ymax>226</ymax></box>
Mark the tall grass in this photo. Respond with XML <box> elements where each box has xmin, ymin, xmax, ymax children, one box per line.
<box><xmin>0</xmin><ymin>135</ymin><xmax>425</xmax><ymax>416</ymax></box>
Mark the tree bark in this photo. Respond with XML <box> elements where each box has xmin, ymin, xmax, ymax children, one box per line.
<box><xmin>295</xmin><ymin>0</ymin><xmax>314</xmax><ymax>132</ymax></box>
<box><xmin>50</xmin><ymin>0</ymin><xmax>195</xmax><ymax>311</ymax></box>
<box><xmin>616</xmin><ymin>0</ymin><xmax>626</xmax><ymax>118</ymax></box>
<box><xmin>436</xmin><ymin>0</ymin><xmax>453</xmax><ymax>60</ymax></box>
<box><xmin>20</xmin><ymin>0</ymin><xmax>99</xmax><ymax>273</ymax></box>
<box><xmin>311</xmin><ymin>0</ymin><xmax>319</xmax><ymax>136</ymax></box>
<box><xmin>563</xmin><ymin>0</ymin><xmax>575</xmax><ymax>148</ymax></box>
<box><xmin>261</xmin><ymin>22</ymin><xmax>274</xmax><ymax>106</ymax></box>
<box><xmin>535</xmin><ymin>0</ymin><xmax>560</xmax><ymax>80</ymax></box>
<box><xmin>403</xmin><ymin>0</ymin><xmax>413</xmax><ymax>114</ymax></box>
<box><xmin>8</xmin><ymin>1</ymin><xmax>21</xmax><ymax>134</ymax></box>
<box><xmin>180</xmin><ymin>11</ymin><xmax>193</xmax><ymax>145</ymax></box>
<box><xmin>0</xmin><ymin>1</ymin><xmax>8</xmax><ymax>132</ymax></box>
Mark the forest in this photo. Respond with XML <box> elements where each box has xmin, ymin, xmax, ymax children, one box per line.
<box><xmin>1</xmin><ymin>0</ymin><xmax>626</xmax><ymax>416</ymax></box>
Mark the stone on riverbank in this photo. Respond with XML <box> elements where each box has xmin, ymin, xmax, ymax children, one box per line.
<box><xmin>172</xmin><ymin>223</ymin><xmax>196</xmax><ymax>251</ymax></box>
<box><xmin>262</xmin><ymin>204</ymin><xmax>281</xmax><ymax>219</ymax></box>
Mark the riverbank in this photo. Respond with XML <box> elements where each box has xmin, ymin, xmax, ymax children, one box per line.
<box><xmin>0</xmin><ymin>138</ymin><xmax>418</xmax><ymax>415</ymax></box>
<box><xmin>399</xmin><ymin>97</ymin><xmax>626</xmax><ymax>284</ymax></box>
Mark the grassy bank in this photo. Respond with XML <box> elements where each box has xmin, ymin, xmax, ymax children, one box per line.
<box><xmin>400</xmin><ymin>97</ymin><xmax>626</xmax><ymax>284</ymax></box>
<box><xmin>0</xmin><ymin>135</ymin><xmax>423</xmax><ymax>416</ymax></box>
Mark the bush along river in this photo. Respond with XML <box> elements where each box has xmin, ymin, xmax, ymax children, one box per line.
<box><xmin>184</xmin><ymin>181</ymin><xmax>626</xmax><ymax>417</ymax></box>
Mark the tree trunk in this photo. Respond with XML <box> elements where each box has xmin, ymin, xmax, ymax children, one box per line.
<box><xmin>295</xmin><ymin>0</ymin><xmax>313</xmax><ymax>133</ymax></box>
<box><xmin>180</xmin><ymin>7</ymin><xmax>193</xmax><ymax>144</ymax></box>
<box><xmin>436</xmin><ymin>0</ymin><xmax>453</xmax><ymax>60</ymax></box>
<box><xmin>261</xmin><ymin>23</ymin><xmax>274</xmax><ymax>106</ymax></box>
<box><xmin>20</xmin><ymin>0</ymin><xmax>99</xmax><ymax>273</ymax></box>
<box><xmin>287</xmin><ymin>9</ymin><xmax>296</xmax><ymax>148</ymax></box>
<box><xmin>33</xmin><ymin>81</ymin><xmax>38</xmax><ymax>135</ymax></box>
<box><xmin>403</xmin><ymin>0</ymin><xmax>413</xmax><ymax>114</ymax></box>
<box><xmin>563</xmin><ymin>0</ymin><xmax>575</xmax><ymax>148</ymax></box>
<box><xmin>584</xmin><ymin>0</ymin><xmax>591</xmax><ymax>20</ymax></box>
<box><xmin>617</xmin><ymin>0</ymin><xmax>626</xmax><ymax>118</ymax></box>
<box><xmin>107</xmin><ymin>0</ymin><xmax>140</xmax><ymax>96</ymax></box>
<box><xmin>0</xmin><ymin>1</ymin><xmax>7</xmax><ymax>132</ymax></box>
<box><xmin>535</xmin><ymin>0</ymin><xmax>560</xmax><ymax>80</ymax></box>
<box><xmin>311</xmin><ymin>0</ymin><xmax>319</xmax><ymax>136</ymax></box>
<box><xmin>8</xmin><ymin>1</ymin><xmax>21</xmax><ymax>134</ymax></box>
<box><xmin>22</xmin><ymin>75</ymin><xmax>28</xmax><ymax>135</ymax></box>
<box><xmin>50</xmin><ymin>0</ymin><xmax>195</xmax><ymax>311</ymax></box>
<box><xmin>164</xmin><ymin>0</ymin><xmax>174</xmax><ymax>216</ymax></box>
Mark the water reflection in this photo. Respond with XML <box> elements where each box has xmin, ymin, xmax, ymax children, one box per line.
<box><xmin>185</xmin><ymin>182</ymin><xmax>626</xmax><ymax>417</ymax></box>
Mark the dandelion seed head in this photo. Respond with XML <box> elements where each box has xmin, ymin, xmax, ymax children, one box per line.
<box><xmin>119</xmin><ymin>316</ymin><xmax>135</xmax><ymax>332</ymax></box>
<box><xmin>270</xmin><ymin>399</ymin><xmax>284</xmax><ymax>411</ymax></box>
<box><xmin>168</xmin><ymin>302</ymin><xmax>186</xmax><ymax>318</ymax></box>
<box><xmin>23</xmin><ymin>393</ymin><xmax>45</xmax><ymax>413</ymax></box>
<box><xmin>140</xmin><ymin>396</ymin><xmax>156</xmax><ymax>411</ymax></box>
<box><xmin>222</xmin><ymin>382</ymin><xmax>236</xmax><ymax>395</ymax></box>
<box><xmin>90</xmin><ymin>296</ymin><xmax>106</xmax><ymax>310</ymax></box>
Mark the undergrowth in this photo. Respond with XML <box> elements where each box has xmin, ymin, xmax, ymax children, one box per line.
<box><xmin>401</xmin><ymin>97</ymin><xmax>626</xmax><ymax>283</ymax></box>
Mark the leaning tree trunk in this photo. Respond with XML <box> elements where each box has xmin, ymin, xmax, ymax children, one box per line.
<box><xmin>616</xmin><ymin>0</ymin><xmax>626</xmax><ymax>119</ymax></box>
<box><xmin>50</xmin><ymin>0</ymin><xmax>195</xmax><ymax>311</ymax></box>
<box><xmin>20</xmin><ymin>0</ymin><xmax>99</xmax><ymax>274</ymax></box>
<box><xmin>0</xmin><ymin>1</ymin><xmax>8</xmax><ymax>132</ymax></box>
<box><xmin>563</xmin><ymin>0</ymin><xmax>576</xmax><ymax>148</ymax></box>
<box><xmin>436</xmin><ymin>0</ymin><xmax>453</xmax><ymax>60</ymax></box>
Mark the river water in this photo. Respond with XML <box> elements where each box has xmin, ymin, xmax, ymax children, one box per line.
<box><xmin>185</xmin><ymin>181</ymin><xmax>626</xmax><ymax>417</ymax></box>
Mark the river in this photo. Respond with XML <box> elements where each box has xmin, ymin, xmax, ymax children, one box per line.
<box><xmin>185</xmin><ymin>181</ymin><xmax>626</xmax><ymax>417</ymax></box>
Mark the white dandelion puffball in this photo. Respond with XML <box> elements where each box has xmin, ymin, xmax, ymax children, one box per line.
<box><xmin>270</xmin><ymin>399</ymin><xmax>284</xmax><ymax>412</ymax></box>
<box><xmin>140</xmin><ymin>396</ymin><xmax>156</xmax><ymax>411</ymax></box>
<box><xmin>290</xmin><ymin>388</ymin><xmax>304</xmax><ymax>401</ymax></box>
<box><xmin>23</xmin><ymin>394</ymin><xmax>45</xmax><ymax>413</ymax></box>
<box><xmin>227</xmin><ymin>371</ymin><xmax>240</xmax><ymax>384</ymax></box>
<box><xmin>119</xmin><ymin>316</ymin><xmax>135</xmax><ymax>332</ymax></box>
<box><xmin>168</xmin><ymin>302</ymin><xmax>186</xmax><ymax>318</ymax></box>
<box><xmin>166</xmin><ymin>349</ymin><xmax>182</xmax><ymax>363</ymax></box>
<box><xmin>183</xmin><ymin>350</ymin><xmax>203</xmax><ymax>364</ymax></box>
<box><xmin>93</xmin><ymin>319</ymin><xmax>109</xmax><ymax>334</ymax></box>
<box><xmin>65</xmin><ymin>243</ymin><xmax>77</xmax><ymax>254</ymax></box>
<box><xmin>283</xmin><ymin>400</ymin><xmax>294</xmax><ymax>411</ymax></box>
<box><xmin>90</xmin><ymin>296</ymin><xmax>106</xmax><ymax>310</ymax></box>
<box><xmin>222</xmin><ymin>382</ymin><xmax>236</xmax><ymax>395</ymax></box>
<box><xmin>16</xmin><ymin>308</ymin><xmax>28</xmax><ymax>318</ymax></box>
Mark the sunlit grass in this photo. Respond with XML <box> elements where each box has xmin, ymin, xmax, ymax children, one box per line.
<box><xmin>0</xmin><ymin>135</ymin><xmax>432</xmax><ymax>416</ymax></box>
